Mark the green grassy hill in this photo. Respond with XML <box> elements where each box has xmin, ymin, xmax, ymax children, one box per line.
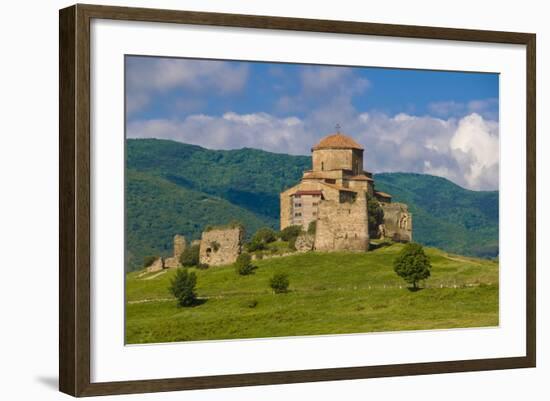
<box><xmin>125</xmin><ymin>138</ymin><xmax>499</xmax><ymax>271</ymax></box>
<box><xmin>126</xmin><ymin>243</ymin><xmax>498</xmax><ymax>344</ymax></box>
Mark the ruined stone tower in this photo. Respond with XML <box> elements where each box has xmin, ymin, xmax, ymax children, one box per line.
<box><xmin>199</xmin><ymin>225</ymin><xmax>245</xmax><ymax>266</ymax></box>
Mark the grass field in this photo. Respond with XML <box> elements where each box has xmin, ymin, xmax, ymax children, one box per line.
<box><xmin>125</xmin><ymin>243</ymin><xmax>499</xmax><ymax>344</ymax></box>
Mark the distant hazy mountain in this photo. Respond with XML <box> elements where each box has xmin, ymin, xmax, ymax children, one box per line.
<box><xmin>125</xmin><ymin>139</ymin><xmax>498</xmax><ymax>271</ymax></box>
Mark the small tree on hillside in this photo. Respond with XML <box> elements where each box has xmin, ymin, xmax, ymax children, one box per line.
<box><xmin>393</xmin><ymin>243</ymin><xmax>431</xmax><ymax>290</ymax></box>
<box><xmin>169</xmin><ymin>268</ymin><xmax>198</xmax><ymax>307</ymax></box>
<box><xmin>246</xmin><ymin>227</ymin><xmax>277</xmax><ymax>252</ymax></box>
<box><xmin>235</xmin><ymin>253</ymin><xmax>255</xmax><ymax>275</ymax></box>
<box><xmin>180</xmin><ymin>244</ymin><xmax>200</xmax><ymax>267</ymax></box>
<box><xmin>279</xmin><ymin>225</ymin><xmax>302</xmax><ymax>242</ymax></box>
<box><xmin>269</xmin><ymin>273</ymin><xmax>290</xmax><ymax>294</ymax></box>
<box><xmin>253</xmin><ymin>227</ymin><xmax>277</xmax><ymax>244</ymax></box>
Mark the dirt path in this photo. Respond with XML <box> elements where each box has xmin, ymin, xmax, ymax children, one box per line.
<box><xmin>143</xmin><ymin>270</ymin><xmax>167</xmax><ymax>280</ymax></box>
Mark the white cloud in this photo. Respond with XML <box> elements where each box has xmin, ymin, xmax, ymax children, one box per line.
<box><xmin>428</xmin><ymin>97</ymin><xmax>498</xmax><ymax>121</ymax></box>
<box><xmin>128</xmin><ymin>110</ymin><xmax>499</xmax><ymax>190</ymax></box>
<box><xmin>125</xmin><ymin>59</ymin><xmax>498</xmax><ymax>190</ymax></box>
<box><xmin>125</xmin><ymin>58</ymin><xmax>249</xmax><ymax>114</ymax></box>
<box><xmin>450</xmin><ymin>113</ymin><xmax>499</xmax><ymax>189</ymax></box>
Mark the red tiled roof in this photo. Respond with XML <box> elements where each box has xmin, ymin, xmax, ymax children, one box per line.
<box><xmin>375</xmin><ymin>191</ymin><xmax>392</xmax><ymax>198</ymax></box>
<box><xmin>312</xmin><ymin>133</ymin><xmax>364</xmax><ymax>150</ymax></box>
<box><xmin>349</xmin><ymin>174</ymin><xmax>374</xmax><ymax>181</ymax></box>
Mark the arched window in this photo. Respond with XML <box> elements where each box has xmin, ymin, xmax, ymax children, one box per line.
<box><xmin>321</xmin><ymin>161</ymin><xmax>324</xmax><ymax>171</ymax></box>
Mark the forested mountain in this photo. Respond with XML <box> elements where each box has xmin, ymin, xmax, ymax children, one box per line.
<box><xmin>125</xmin><ymin>139</ymin><xmax>498</xmax><ymax>271</ymax></box>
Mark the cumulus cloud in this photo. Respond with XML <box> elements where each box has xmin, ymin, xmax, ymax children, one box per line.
<box><xmin>275</xmin><ymin>66</ymin><xmax>369</xmax><ymax>115</ymax></box>
<box><xmin>128</xmin><ymin>112</ymin><xmax>313</xmax><ymax>155</ymax></box>
<box><xmin>428</xmin><ymin>97</ymin><xmax>498</xmax><ymax>121</ymax></box>
<box><xmin>125</xmin><ymin>57</ymin><xmax>249</xmax><ymax>114</ymax></box>
<box><xmin>127</xmin><ymin>109</ymin><xmax>499</xmax><ymax>190</ymax></box>
<box><xmin>125</xmin><ymin>59</ymin><xmax>499</xmax><ymax>190</ymax></box>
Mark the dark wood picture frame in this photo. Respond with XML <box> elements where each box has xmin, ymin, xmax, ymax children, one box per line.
<box><xmin>59</xmin><ymin>3</ymin><xmax>536</xmax><ymax>397</ymax></box>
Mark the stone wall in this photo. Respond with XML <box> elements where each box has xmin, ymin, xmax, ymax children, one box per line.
<box><xmin>380</xmin><ymin>202</ymin><xmax>413</xmax><ymax>242</ymax></box>
<box><xmin>295</xmin><ymin>233</ymin><xmax>315</xmax><ymax>252</ymax></box>
<box><xmin>173</xmin><ymin>235</ymin><xmax>186</xmax><ymax>259</ymax></box>
<box><xmin>312</xmin><ymin>148</ymin><xmax>363</xmax><ymax>173</ymax></box>
<box><xmin>146</xmin><ymin>257</ymin><xmax>164</xmax><ymax>273</ymax></box>
<box><xmin>199</xmin><ymin>226</ymin><xmax>244</xmax><ymax>266</ymax></box>
<box><xmin>314</xmin><ymin>192</ymin><xmax>369</xmax><ymax>251</ymax></box>
<box><xmin>164</xmin><ymin>234</ymin><xmax>187</xmax><ymax>269</ymax></box>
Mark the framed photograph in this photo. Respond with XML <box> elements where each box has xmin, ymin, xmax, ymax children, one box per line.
<box><xmin>59</xmin><ymin>4</ymin><xmax>536</xmax><ymax>397</ymax></box>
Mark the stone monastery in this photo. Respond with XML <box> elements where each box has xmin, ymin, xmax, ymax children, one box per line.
<box><xmin>147</xmin><ymin>130</ymin><xmax>413</xmax><ymax>272</ymax></box>
<box><xmin>280</xmin><ymin>131</ymin><xmax>412</xmax><ymax>251</ymax></box>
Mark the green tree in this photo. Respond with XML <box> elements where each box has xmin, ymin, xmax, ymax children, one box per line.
<box><xmin>246</xmin><ymin>238</ymin><xmax>266</xmax><ymax>252</ymax></box>
<box><xmin>269</xmin><ymin>273</ymin><xmax>290</xmax><ymax>293</ymax></box>
<box><xmin>367</xmin><ymin>194</ymin><xmax>384</xmax><ymax>236</ymax></box>
<box><xmin>393</xmin><ymin>243</ymin><xmax>431</xmax><ymax>290</ymax></box>
<box><xmin>280</xmin><ymin>225</ymin><xmax>302</xmax><ymax>242</ymax></box>
<box><xmin>179</xmin><ymin>244</ymin><xmax>200</xmax><ymax>267</ymax></box>
<box><xmin>253</xmin><ymin>227</ymin><xmax>277</xmax><ymax>244</ymax></box>
<box><xmin>235</xmin><ymin>253</ymin><xmax>255</xmax><ymax>275</ymax></box>
<box><xmin>169</xmin><ymin>268</ymin><xmax>198</xmax><ymax>306</ymax></box>
<box><xmin>246</xmin><ymin>227</ymin><xmax>277</xmax><ymax>252</ymax></box>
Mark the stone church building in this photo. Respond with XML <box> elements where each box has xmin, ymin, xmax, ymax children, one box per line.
<box><xmin>280</xmin><ymin>131</ymin><xmax>412</xmax><ymax>251</ymax></box>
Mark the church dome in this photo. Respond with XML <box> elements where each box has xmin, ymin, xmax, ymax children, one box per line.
<box><xmin>312</xmin><ymin>133</ymin><xmax>364</xmax><ymax>151</ymax></box>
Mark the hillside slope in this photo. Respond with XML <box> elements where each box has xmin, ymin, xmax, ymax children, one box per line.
<box><xmin>125</xmin><ymin>138</ymin><xmax>499</xmax><ymax>270</ymax></box>
<box><xmin>374</xmin><ymin>173</ymin><xmax>498</xmax><ymax>258</ymax></box>
<box><xmin>126</xmin><ymin>243</ymin><xmax>499</xmax><ymax>344</ymax></box>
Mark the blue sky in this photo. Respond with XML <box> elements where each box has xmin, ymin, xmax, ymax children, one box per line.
<box><xmin>126</xmin><ymin>56</ymin><xmax>499</xmax><ymax>190</ymax></box>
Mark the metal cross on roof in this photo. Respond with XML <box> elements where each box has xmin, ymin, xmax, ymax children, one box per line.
<box><xmin>335</xmin><ymin>123</ymin><xmax>341</xmax><ymax>133</ymax></box>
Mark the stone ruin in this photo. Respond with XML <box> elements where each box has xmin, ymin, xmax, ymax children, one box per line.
<box><xmin>199</xmin><ymin>225</ymin><xmax>244</xmax><ymax>266</ymax></box>
<box><xmin>164</xmin><ymin>234</ymin><xmax>187</xmax><ymax>268</ymax></box>
<box><xmin>294</xmin><ymin>233</ymin><xmax>315</xmax><ymax>252</ymax></box>
<box><xmin>314</xmin><ymin>191</ymin><xmax>369</xmax><ymax>252</ymax></box>
<box><xmin>146</xmin><ymin>256</ymin><xmax>164</xmax><ymax>273</ymax></box>
<box><xmin>378</xmin><ymin>202</ymin><xmax>413</xmax><ymax>242</ymax></box>
<box><xmin>146</xmin><ymin>235</ymin><xmax>186</xmax><ymax>272</ymax></box>
<box><xmin>145</xmin><ymin>227</ymin><xmax>247</xmax><ymax>272</ymax></box>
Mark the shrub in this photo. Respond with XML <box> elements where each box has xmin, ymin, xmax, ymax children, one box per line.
<box><xmin>307</xmin><ymin>220</ymin><xmax>317</xmax><ymax>235</ymax></box>
<box><xmin>235</xmin><ymin>253</ymin><xmax>255</xmax><ymax>275</ymax></box>
<box><xmin>196</xmin><ymin>263</ymin><xmax>209</xmax><ymax>270</ymax></box>
<box><xmin>169</xmin><ymin>268</ymin><xmax>198</xmax><ymax>307</ymax></box>
<box><xmin>393</xmin><ymin>243</ymin><xmax>432</xmax><ymax>290</ymax></box>
<box><xmin>179</xmin><ymin>244</ymin><xmax>200</xmax><ymax>267</ymax></box>
<box><xmin>367</xmin><ymin>194</ymin><xmax>384</xmax><ymax>236</ymax></box>
<box><xmin>253</xmin><ymin>227</ymin><xmax>277</xmax><ymax>244</ymax></box>
<box><xmin>288</xmin><ymin>236</ymin><xmax>297</xmax><ymax>251</ymax></box>
<box><xmin>143</xmin><ymin>255</ymin><xmax>158</xmax><ymax>268</ymax></box>
<box><xmin>269</xmin><ymin>273</ymin><xmax>290</xmax><ymax>293</ymax></box>
<box><xmin>246</xmin><ymin>237</ymin><xmax>266</xmax><ymax>252</ymax></box>
<box><xmin>279</xmin><ymin>225</ymin><xmax>302</xmax><ymax>242</ymax></box>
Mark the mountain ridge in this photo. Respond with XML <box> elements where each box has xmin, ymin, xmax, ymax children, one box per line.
<box><xmin>125</xmin><ymin>138</ymin><xmax>498</xmax><ymax>271</ymax></box>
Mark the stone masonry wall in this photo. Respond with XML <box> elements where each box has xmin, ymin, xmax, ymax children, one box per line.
<box><xmin>295</xmin><ymin>233</ymin><xmax>315</xmax><ymax>252</ymax></box>
<box><xmin>146</xmin><ymin>257</ymin><xmax>164</xmax><ymax>273</ymax></box>
<box><xmin>314</xmin><ymin>192</ymin><xmax>369</xmax><ymax>251</ymax></box>
<box><xmin>199</xmin><ymin>226</ymin><xmax>244</xmax><ymax>266</ymax></box>
<box><xmin>164</xmin><ymin>234</ymin><xmax>187</xmax><ymax>268</ymax></box>
<box><xmin>380</xmin><ymin>202</ymin><xmax>412</xmax><ymax>242</ymax></box>
<box><xmin>173</xmin><ymin>235</ymin><xmax>187</xmax><ymax>258</ymax></box>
